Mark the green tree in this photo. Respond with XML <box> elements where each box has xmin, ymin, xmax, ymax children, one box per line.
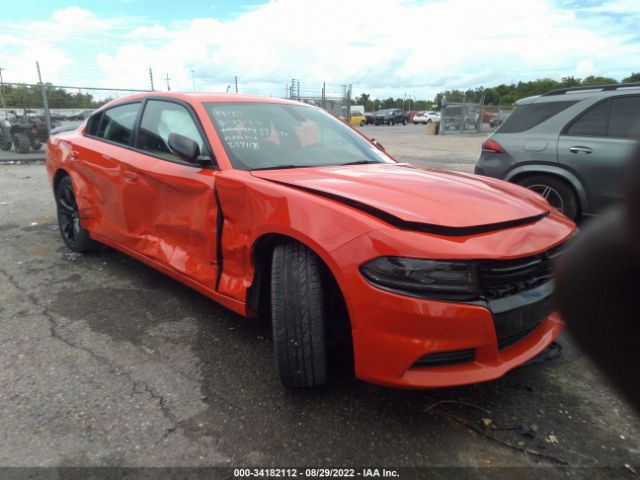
<box><xmin>582</xmin><ymin>76</ymin><xmax>617</xmax><ymax>86</ymax></box>
<box><xmin>623</xmin><ymin>72</ymin><xmax>640</xmax><ymax>83</ymax></box>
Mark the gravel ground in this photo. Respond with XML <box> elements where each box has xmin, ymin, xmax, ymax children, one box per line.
<box><xmin>0</xmin><ymin>128</ymin><xmax>638</xmax><ymax>477</ymax></box>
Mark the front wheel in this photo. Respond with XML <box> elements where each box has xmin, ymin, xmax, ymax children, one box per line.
<box><xmin>517</xmin><ymin>175</ymin><xmax>579</xmax><ymax>220</ymax></box>
<box><xmin>388</xmin><ymin>120</ymin><xmax>394</xmax><ymax>126</ymax></box>
<box><xmin>402</xmin><ymin>118</ymin><xmax>408</xmax><ymax>125</ymax></box>
<box><xmin>56</xmin><ymin>176</ymin><xmax>99</xmax><ymax>252</ymax></box>
<box><xmin>360</xmin><ymin>120</ymin><xmax>365</xmax><ymax>126</ymax></box>
<box><xmin>271</xmin><ymin>243</ymin><xmax>328</xmax><ymax>388</ymax></box>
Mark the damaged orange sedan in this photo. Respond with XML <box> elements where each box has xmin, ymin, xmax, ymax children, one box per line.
<box><xmin>47</xmin><ymin>93</ymin><xmax>575</xmax><ymax>389</ymax></box>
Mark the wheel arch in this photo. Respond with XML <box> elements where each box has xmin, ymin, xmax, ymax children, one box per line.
<box><xmin>247</xmin><ymin>232</ymin><xmax>352</xmax><ymax>337</ymax></box>
<box><xmin>505</xmin><ymin>164</ymin><xmax>589</xmax><ymax>215</ymax></box>
<box><xmin>53</xmin><ymin>168</ymin><xmax>70</xmax><ymax>194</ymax></box>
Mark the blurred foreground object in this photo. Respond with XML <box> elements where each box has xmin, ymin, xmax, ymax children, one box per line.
<box><xmin>556</xmin><ymin>143</ymin><xmax>640</xmax><ymax>412</ymax></box>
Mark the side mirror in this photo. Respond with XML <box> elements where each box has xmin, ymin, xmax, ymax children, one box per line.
<box><xmin>168</xmin><ymin>133</ymin><xmax>200</xmax><ymax>163</ymax></box>
<box><xmin>371</xmin><ymin>138</ymin><xmax>385</xmax><ymax>152</ymax></box>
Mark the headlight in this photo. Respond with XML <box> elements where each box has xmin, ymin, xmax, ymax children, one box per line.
<box><xmin>360</xmin><ymin>257</ymin><xmax>481</xmax><ymax>300</ymax></box>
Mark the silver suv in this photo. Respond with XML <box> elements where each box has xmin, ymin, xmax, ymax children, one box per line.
<box><xmin>475</xmin><ymin>84</ymin><xmax>640</xmax><ymax>220</ymax></box>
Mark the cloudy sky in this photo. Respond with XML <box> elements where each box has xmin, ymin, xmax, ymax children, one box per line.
<box><xmin>0</xmin><ymin>0</ymin><xmax>638</xmax><ymax>100</ymax></box>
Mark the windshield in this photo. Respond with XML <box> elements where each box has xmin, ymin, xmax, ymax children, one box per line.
<box><xmin>375</xmin><ymin>110</ymin><xmax>392</xmax><ymax>115</ymax></box>
<box><xmin>205</xmin><ymin>102</ymin><xmax>393</xmax><ymax>170</ymax></box>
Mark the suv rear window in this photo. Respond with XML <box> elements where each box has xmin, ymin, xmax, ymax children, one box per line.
<box><xmin>608</xmin><ymin>96</ymin><xmax>640</xmax><ymax>138</ymax></box>
<box><xmin>498</xmin><ymin>101</ymin><xmax>578</xmax><ymax>133</ymax></box>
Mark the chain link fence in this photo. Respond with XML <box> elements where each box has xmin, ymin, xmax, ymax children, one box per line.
<box><xmin>285</xmin><ymin>80</ymin><xmax>352</xmax><ymax>119</ymax></box>
<box><xmin>440</xmin><ymin>100</ymin><xmax>515</xmax><ymax>135</ymax></box>
<box><xmin>0</xmin><ymin>82</ymin><xmax>149</xmax><ymax>156</ymax></box>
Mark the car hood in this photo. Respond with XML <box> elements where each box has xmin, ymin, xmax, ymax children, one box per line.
<box><xmin>251</xmin><ymin>163</ymin><xmax>551</xmax><ymax>236</ymax></box>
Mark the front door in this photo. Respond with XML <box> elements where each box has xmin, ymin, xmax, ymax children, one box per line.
<box><xmin>122</xmin><ymin>99</ymin><xmax>219</xmax><ymax>288</ymax></box>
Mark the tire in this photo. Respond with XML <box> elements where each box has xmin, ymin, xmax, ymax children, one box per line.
<box><xmin>402</xmin><ymin>118</ymin><xmax>408</xmax><ymax>126</ymax></box>
<box><xmin>271</xmin><ymin>242</ymin><xmax>328</xmax><ymax>388</ymax></box>
<box><xmin>55</xmin><ymin>176</ymin><xmax>100</xmax><ymax>253</ymax></box>
<box><xmin>12</xmin><ymin>133</ymin><xmax>31</xmax><ymax>153</ymax></box>
<box><xmin>426</xmin><ymin>119</ymin><xmax>431</xmax><ymax>124</ymax></box>
<box><xmin>0</xmin><ymin>130</ymin><xmax>11</xmax><ymax>150</ymax></box>
<box><xmin>360</xmin><ymin>120</ymin><xmax>365</xmax><ymax>127</ymax></box>
<box><xmin>30</xmin><ymin>139</ymin><xmax>42</xmax><ymax>150</ymax></box>
<box><xmin>517</xmin><ymin>175</ymin><xmax>579</xmax><ymax>220</ymax></box>
<box><xmin>388</xmin><ymin>120</ymin><xmax>394</xmax><ymax>126</ymax></box>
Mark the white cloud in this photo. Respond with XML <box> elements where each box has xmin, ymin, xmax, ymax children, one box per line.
<box><xmin>1</xmin><ymin>1</ymin><xmax>639</xmax><ymax>99</ymax></box>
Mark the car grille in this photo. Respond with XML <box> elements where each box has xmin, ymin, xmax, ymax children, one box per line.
<box><xmin>478</xmin><ymin>242</ymin><xmax>567</xmax><ymax>300</ymax></box>
<box><xmin>478</xmin><ymin>241</ymin><xmax>569</xmax><ymax>350</ymax></box>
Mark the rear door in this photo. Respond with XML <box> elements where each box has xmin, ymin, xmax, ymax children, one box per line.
<box><xmin>72</xmin><ymin>101</ymin><xmax>142</xmax><ymax>241</ymax></box>
<box><xmin>123</xmin><ymin>98</ymin><xmax>219</xmax><ymax>287</ymax></box>
<box><xmin>558</xmin><ymin>95</ymin><xmax>640</xmax><ymax>214</ymax></box>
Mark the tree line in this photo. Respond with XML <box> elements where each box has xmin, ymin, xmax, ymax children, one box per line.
<box><xmin>0</xmin><ymin>83</ymin><xmax>111</xmax><ymax>110</ymax></box>
<box><xmin>354</xmin><ymin>72</ymin><xmax>640</xmax><ymax>112</ymax></box>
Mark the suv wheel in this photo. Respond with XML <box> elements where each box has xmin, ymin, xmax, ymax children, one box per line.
<box><xmin>271</xmin><ymin>242</ymin><xmax>328</xmax><ymax>388</ymax></box>
<box><xmin>402</xmin><ymin>118</ymin><xmax>408</xmax><ymax>126</ymax></box>
<box><xmin>517</xmin><ymin>175</ymin><xmax>579</xmax><ymax>220</ymax></box>
<box><xmin>388</xmin><ymin>119</ymin><xmax>394</xmax><ymax>126</ymax></box>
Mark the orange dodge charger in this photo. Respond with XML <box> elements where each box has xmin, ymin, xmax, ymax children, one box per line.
<box><xmin>47</xmin><ymin>93</ymin><xmax>575</xmax><ymax>389</ymax></box>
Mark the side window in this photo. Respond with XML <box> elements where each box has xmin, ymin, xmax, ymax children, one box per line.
<box><xmin>500</xmin><ymin>101</ymin><xmax>578</xmax><ymax>133</ymax></box>
<box><xmin>96</xmin><ymin>103</ymin><xmax>140</xmax><ymax>146</ymax></box>
<box><xmin>608</xmin><ymin>96</ymin><xmax>640</xmax><ymax>138</ymax></box>
<box><xmin>564</xmin><ymin>100</ymin><xmax>609</xmax><ymax>137</ymax></box>
<box><xmin>85</xmin><ymin>112</ymin><xmax>102</xmax><ymax>136</ymax></box>
<box><xmin>137</xmin><ymin>100</ymin><xmax>205</xmax><ymax>161</ymax></box>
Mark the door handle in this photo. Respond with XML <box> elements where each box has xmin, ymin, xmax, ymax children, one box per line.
<box><xmin>569</xmin><ymin>146</ymin><xmax>592</xmax><ymax>154</ymax></box>
<box><xmin>124</xmin><ymin>170</ymin><xmax>139</xmax><ymax>182</ymax></box>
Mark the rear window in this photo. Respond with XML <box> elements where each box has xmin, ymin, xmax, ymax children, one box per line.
<box><xmin>85</xmin><ymin>112</ymin><xmax>102</xmax><ymax>136</ymax></box>
<box><xmin>564</xmin><ymin>101</ymin><xmax>608</xmax><ymax>137</ymax></box>
<box><xmin>608</xmin><ymin>96</ymin><xmax>640</xmax><ymax>138</ymax></box>
<box><xmin>498</xmin><ymin>101</ymin><xmax>578</xmax><ymax>133</ymax></box>
<box><xmin>96</xmin><ymin>102</ymin><xmax>140</xmax><ymax>146</ymax></box>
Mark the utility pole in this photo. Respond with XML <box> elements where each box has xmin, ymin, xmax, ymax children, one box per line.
<box><xmin>149</xmin><ymin>68</ymin><xmax>155</xmax><ymax>91</ymax></box>
<box><xmin>191</xmin><ymin>70</ymin><xmax>195</xmax><ymax>91</ymax></box>
<box><xmin>36</xmin><ymin>61</ymin><xmax>52</xmax><ymax>134</ymax></box>
<box><xmin>234</xmin><ymin>76</ymin><xmax>238</xmax><ymax>93</ymax></box>
<box><xmin>0</xmin><ymin>67</ymin><xmax>5</xmax><ymax>109</ymax></box>
<box><xmin>165</xmin><ymin>73</ymin><xmax>171</xmax><ymax>91</ymax></box>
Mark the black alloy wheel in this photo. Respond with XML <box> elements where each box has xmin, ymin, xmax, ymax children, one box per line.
<box><xmin>56</xmin><ymin>176</ymin><xmax>99</xmax><ymax>252</ymax></box>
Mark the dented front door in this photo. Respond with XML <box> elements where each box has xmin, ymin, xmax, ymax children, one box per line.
<box><xmin>120</xmin><ymin>99</ymin><xmax>219</xmax><ymax>287</ymax></box>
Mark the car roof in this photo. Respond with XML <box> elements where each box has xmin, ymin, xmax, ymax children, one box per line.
<box><xmin>101</xmin><ymin>91</ymin><xmax>311</xmax><ymax>110</ymax></box>
<box><xmin>516</xmin><ymin>83</ymin><xmax>640</xmax><ymax>105</ymax></box>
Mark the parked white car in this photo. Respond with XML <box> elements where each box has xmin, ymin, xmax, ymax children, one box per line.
<box><xmin>413</xmin><ymin>111</ymin><xmax>440</xmax><ymax>124</ymax></box>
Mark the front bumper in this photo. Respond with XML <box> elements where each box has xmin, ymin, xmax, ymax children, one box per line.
<box><xmin>348</xmin><ymin>279</ymin><xmax>563</xmax><ymax>388</ymax></box>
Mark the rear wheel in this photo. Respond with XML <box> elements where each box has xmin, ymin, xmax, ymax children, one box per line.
<box><xmin>360</xmin><ymin>120</ymin><xmax>365</xmax><ymax>126</ymax></box>
<box><xmin>56</xmin><ymin>176</ymin><xmax>99</xmax><ymax>252</ymax></box>
<box><xmin>402</xmin><ymin>118</ymin><xmax>408</xmax><ymax>125</ymax></box>
<box><xmin>271</xmin><ymin>242</ymin><xmax>328</xmax><ymax>388</ymax></box>
<box><xmin>388</xmin><ymin>119</ymin><xmax>394</xmax><ymax>126</ymax></box>
<box><xmin>517</xmin><ymin>175</ymin><xmax>579</xmax><ymax>220</ymax></box>
<box><xmin>30</xmin><ymin>139</ymin><xmax>42</xmax><ymax>150</ymax></box>
<box><xmin>12</xmin><ymin>133</ymin><xmax>30</xmax><ymax>153</ymax></box>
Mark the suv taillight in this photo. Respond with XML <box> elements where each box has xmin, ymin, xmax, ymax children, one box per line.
<box><xmin>482</xmin><ymin>139</ymin><xmax>504</xmax><ymax>154</ymax></box>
